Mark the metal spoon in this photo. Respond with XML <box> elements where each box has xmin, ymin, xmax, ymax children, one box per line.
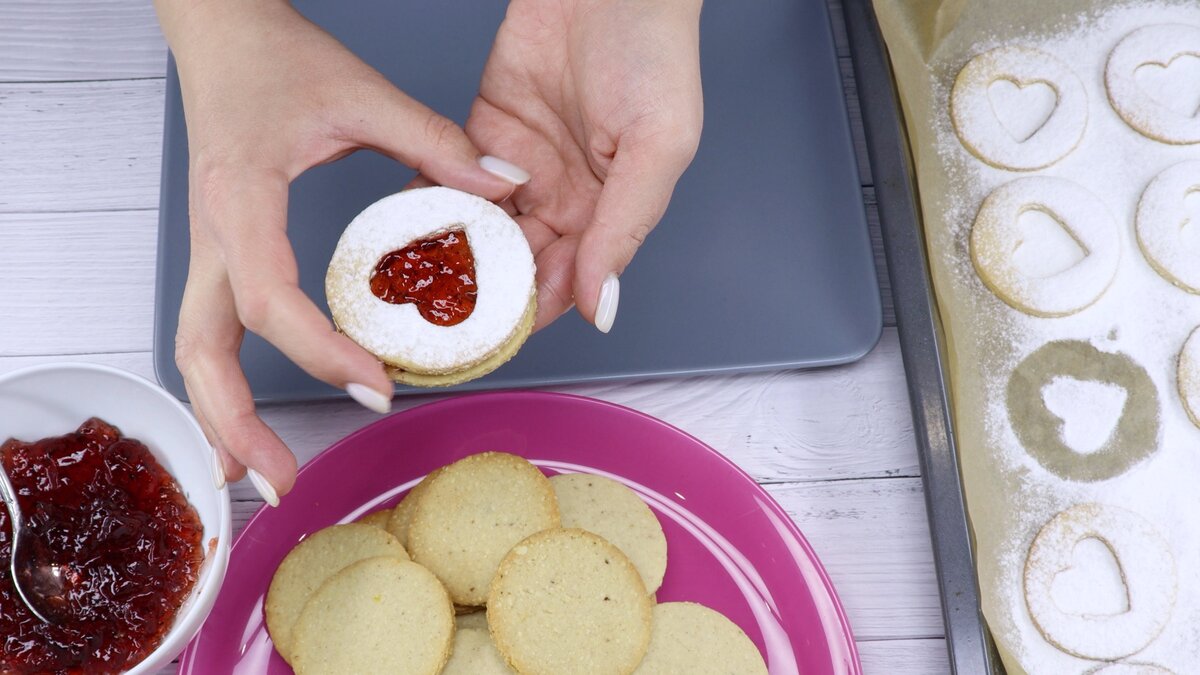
<box><xmin>1</xmin><ymin>464</ymin><xmax>66</xmax><ymax>624</ymax></box>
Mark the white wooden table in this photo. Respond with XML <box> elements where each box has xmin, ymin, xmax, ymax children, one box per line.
<box><xmin>0</xmin><ymin>1</ymin><xmax>949</xmax><ymax>672</ymax></box>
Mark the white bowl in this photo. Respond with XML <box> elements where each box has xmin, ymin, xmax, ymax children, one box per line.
<box><xmin>0</xmin><ymin>362</ymin><xmax>231</xmax><ymax>673</ymax></box>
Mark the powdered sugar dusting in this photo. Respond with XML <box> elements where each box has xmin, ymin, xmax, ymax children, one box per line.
<box><xmin>1042</xmin><ymin>377</ymin><xmax>1128</xmax><ymax>455</ymax></box>
<box><xmin>1024</xmin><ymin>503</ymin><xmax>1176</xmax><ymax>661</ymax></box>
<box><xmin>927</xmin><ymin>2</ymin><xmax>1200</xmax><ymax>672</ymax></box>
<box><xmin>326</xmin><ymin>187</ymin><xmax>535</xmax><ymax>373</ymax></box>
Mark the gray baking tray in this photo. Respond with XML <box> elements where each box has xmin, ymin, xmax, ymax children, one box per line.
<box><xmin>841</xmin><ymin>0</ymin><xmax>1003</xmax><ymax>672</ymax></box>
<box><xmin>154</xmin><ymin>0</ymin><xmax>881</xmax><ymax>402</ymax></box>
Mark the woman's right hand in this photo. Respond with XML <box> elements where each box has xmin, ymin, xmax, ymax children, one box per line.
<box><xmin>153</xmin><ymin>0</ymin><xmax>529</xmax><ymax>504</ymax></box>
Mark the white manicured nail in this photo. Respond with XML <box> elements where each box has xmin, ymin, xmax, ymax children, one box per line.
<box><xmin>247</xmin><ymin>469</ymin><xmax>280</xmax><ymax>507</ymax></box>
<box><xmin>594</xmin><ymin>273</ymin><xmax>620</xmax><ymax>334</ymax></box>
<box><xmin>347</xmin><ymin>382</ymin><xmax>392</xmax><ymax>414</ymax></box>
<box><xmin>479</xmin><ymin>156</ymin><xmax>531</xmax><ymax>185</ymax></box>
<box><xmin>210</xmin><ymin>449</ymin><xmax>226</xmax><ymax>491</ymax></box>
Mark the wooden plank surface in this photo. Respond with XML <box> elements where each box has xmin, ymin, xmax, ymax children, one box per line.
<box><xmin>0</xmin><ymin>335</ymin><xmax>920</xmax><ymax>486</ymax></box>
<box><xmin>0</xmin><ymin>0</ymin><xmax>165</xmax><ymax>82</ymax></box>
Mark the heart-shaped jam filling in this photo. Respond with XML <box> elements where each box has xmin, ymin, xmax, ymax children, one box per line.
<box><xmin>370</xmin><ymin>228</ymin><xmax>477</xmax><ymax>326</ymax></box>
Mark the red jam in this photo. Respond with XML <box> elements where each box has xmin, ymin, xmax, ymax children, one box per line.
<box><xmin>0</xmin><ymin>418</ymin><xmax>204</xmax><ymax>674</ymax></box>
<box><xmin>369</xmin><ymin>228</ymin><xmax>478</xmax><ymax>326</ymax></box>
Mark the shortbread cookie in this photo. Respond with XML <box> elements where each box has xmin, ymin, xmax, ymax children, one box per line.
<box><xmin>1086</xmin><ymin>664</ymin><xmax>1174</xmax><ymax>675</ymax></box>
<box><xmin>386</xmin><ymin>467</ymin><xmax>446</xmax><ymax>548</ymax></box>
<box><xmin>265</xmin><ymin>523</ymin><xmax>409</xmax><ymax>662</ymax></box>
<box><xmin>633</xmin><ymin>602</ymin><xmax>767</xmax><ymax>675</ymax></box>
<box><xmin>291</xmin><ymin>556</ymin><xmax>454</xmax><ymax>675</ymax></box>
<box><xmin>550</xmin><ymin>473</ymin><xmax>668</xmax><ymax>593</ymax></box>
<box><xmin>443</xmin><ymin>628</ymin><xmax>514</xmax><ymax>674</ymax></box>
<box><xmin>386</xmin><ymin>297</ymin><xmax>535</xmax><ymax>387</ymax></box>
<box><xmin>1136</xmin><ymin>161</ymin><xmax>1200</xmax><ymax>294</ymax></box>
<box><xmin>1007</xmin><ymin>340</ymin><xmax>1159</xmax><ymax>482</ymax></box>
<box><xmin>326</xmin><ymin>186</ymin><xmax>537</xmax><ymax>385</ymax></box>
<box><xmin>1179</xmin><ymin>327</ymin><xmax>1200</xmax><ymax>430</ymax></box>
<box><xmin>356</xmin><ymin>508</ymin><xmax>392</xmax><ymax>530</ymax></box>
<box><xmin>488</xmin><ymin>529</ymin><xmax>652</xmax><ymax>675</ymax></box>
<box><xmin>950</xmin><ymin>46</ymin><xmax>1088</xmax><ymax>170</ymax></box>
<box><xmin>1106</xmin><ymin>24</ymin><xmax>1200</xmax><ymax>144</ymax></box>
<box><xmin>407</xmin><ymin>452</ymin><xmax>560</xmax><ymax>606</ymax></box>
<box><xmin>1024</xmin><ymin>503</ymin><xmax>1176</xmax><ymax>661</ymax></box>
<box><xmin>971</xmin><ymin>177</ymin><xmax>1120</xmax><ymax>317</ymax></box>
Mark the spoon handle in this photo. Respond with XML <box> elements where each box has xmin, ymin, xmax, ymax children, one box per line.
<box><xmin>0</xmin><ymin>468</ymin><xmax>15</xmax><ymax>508</ymax></box>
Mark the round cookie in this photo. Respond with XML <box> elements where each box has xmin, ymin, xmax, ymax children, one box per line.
<box><xmin>386</xmin><ymin>466</ymin><xmax>446</xmax><ymax>548</ymax></box>
<box><xmin>950</xmin><ymin>46</ymin><xmax>1088</xmax><ymax>170</ymax></box>
<box><xmin>387</xmin><ymin>297</ymin><xmax>535</xmax><ymax>387</ymax></box>
<box><xmin>632</xmin><ymin>602</ymin><xmax>767</xmax><ymax>675</ymax></box>
<box><xmin>1007</xmin><ymin>340</ymin><xmax>1159</xmax><ymax>482</ymax></box>
<box><xmin>290</xmin><ymin>556</ymin><xmax>455</xmax><ymax>675</ymax></box>
<box><xmin>326</xmin><ymin>186</ymin><xmax>537</xmax><ymax>384</ymax></box>
<box><xmin>443</xmin><ymin>628</ymin><xmax>514</xmax><ymax>674</ymax></box>
<box><xmin>971</xmin><ymin>177</ymin><xmax>1120</xmax><ymax>317</ymax></box>
<box><xmin>488</xmin><ymin>529</ymin><xmax>652</xmax><ymax>675</ymax></box>
<box><xmin>1024</xmin><ymin>503</ymin><xmax>1176</xmax><ymax>661</ymax></box>
<box><xmin>1136</xmin><ymin>161</ymin><xmax>1200</xmax><ymax>294</ymax></box>
<box><xmin>407</xmin><ymin>452</ymin><xmax>560</xmax><ymax>606</ymax></box>
<box><xmin>1179</xmin><ymin>326</ymin><xmax>1200</xmax><ymax>430</ymax></box>
<box><xmin>356</xmin><ymin>508</ymin><xmax>393</xmax><ymax>530</ymax></box>
<box><xmin>1106</xmin><ymin>24</ymin><xmax>1200</xmax><ymax>145</ymax></box>
<box><xmin>550</xmin><ymin>473</ymin><xmax>668</xmax><ymax>593</ymax></box>
<box><xmin>265</xmin><ymin>523</ymin><xmax>409</xmax><ymax>662</ymax></box>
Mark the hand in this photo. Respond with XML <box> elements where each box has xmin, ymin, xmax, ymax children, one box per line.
<box><xmin>465</xmin><ymin>0</ymin><xmax>704</xmax><ymax>332</ymax></box>
<box><xmin>153</xmin><ymin>0</ymin><xmax>528</xmax><ymax>504</ymax></box>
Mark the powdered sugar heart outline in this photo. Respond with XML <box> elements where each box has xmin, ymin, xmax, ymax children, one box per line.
<box><xmin>970</xmin><ymin>176</ymin><xmax>1121</xmax><ymax>317</ymax></box>
<box><xmin>1106</xmin><ymin>23</ymin><xmax>1200</xmax><ymax>145</ymax></box>
<box><xmin>1024</xmin><ymin>503</ymin><xmax>1177</xmax><ymax>662</ymax></box>
<box><xmin>951</xmin><ymin>45</ymin><xmax>1089</xmax><ymax>171</ymax></box>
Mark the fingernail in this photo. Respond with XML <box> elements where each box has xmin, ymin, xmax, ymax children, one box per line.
<box><xmin>594</xmin><ymin>273</ymin><xmax>620</xmax><ymax>334</ymax></box>
<box><xmin>479</xmin><ymin>155</ymin><xmax>531</xmax><ymax>185</ymax></box>
<box><xmin>247</xmin><ymin>469</ymin><xmax>280</xmax><ymax>507</ymax></box>
<box><xmin>210</xmin><ymin>449</ymin><xmax>226</xmax><ymax>491</ymax></box>
<box><xmin>347</xmin><ymin>383</ymin><xmax>392</xmax><ymax>414</ymax></box>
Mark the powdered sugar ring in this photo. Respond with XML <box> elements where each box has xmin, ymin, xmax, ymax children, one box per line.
<box><xmin>1178</xmin><ymin>326</ymin><xmax>1200</xmax><ymax>430</ymax></box>
<box><xmin>1086</xmin><ymin>664</ymin><xmax>1175</xmax><ymax>675</ymax></box>
<box><xmin>971</xmin><ymin>177</ymin><xmax>1120</xmax><ymax>317</ymax></box>
<box><xmin>1025</xmin><ymin>503</ymin><xmax>1176</xmax><ymax>661</ymax></box>
<box><xmin>1136</xmin><ymin>160</ymin><xmax>1200</xmax><ymax>294</ymax></box>
<box><xmin>951</xmin><ymin>46</ymin><xmax>1088</xmax><ymax>170</ymax></box>
<box><xmin>1106</xmin><ymin>24</ymin><xmax>1200</xmax><ymax>145</ymax></box>
<box><xmin>1007</xmin><ymin>340</ymin><xmax>1160</xmax><ymax>482</ymax></box>
<box><xmin>326</xmin><ymin>187</ymin><xmax>535</xmax><ymax>374</ymax></box>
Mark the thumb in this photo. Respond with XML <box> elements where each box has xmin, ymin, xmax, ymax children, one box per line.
<box><xmin>354</xmin><ymin>86</ymin><xmax>529</xmax><ymax>201</ymax></box>
<box><xmin>574</xmin><ymin>141</ymin><xmax>691</xmax><ymax>333</ymax></box>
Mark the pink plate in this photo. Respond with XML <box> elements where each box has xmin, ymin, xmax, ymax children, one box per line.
<box><xmin>179</xmin><ymin>391</ymin><xmax>860</xmax><ymax>674</ymax></box>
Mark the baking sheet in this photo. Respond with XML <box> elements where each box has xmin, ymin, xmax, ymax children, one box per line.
<box><xmin>153</xmin><ymin>0</ymin><xmax>881</xmax><ymax>402</ymax></box>
<box><xmin>841</xmin><ymin>1</ymin><xmax>999</xmax><ymax>672</ymax></box>
<box><xmin>870</xmin><ymin>1</ymin><xmax>1200</xmax><ymax>672</ymax></box>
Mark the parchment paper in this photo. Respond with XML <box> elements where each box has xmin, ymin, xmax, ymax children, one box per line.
<box><xmin>869</xmin><ymin>1</ymin><xmax>1200</xmax><ymax>673</ymax></box>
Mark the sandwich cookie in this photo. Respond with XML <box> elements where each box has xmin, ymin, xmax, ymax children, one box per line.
<box><xmin>327</xmin><ymin>187</ymin><xmax>536</xmax><ymax>386</ymax></box>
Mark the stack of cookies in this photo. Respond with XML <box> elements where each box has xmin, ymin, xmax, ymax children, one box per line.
<box><xmin>264</xmin><ymin>451</ymin><xmax>769</xmax><ymax>674</ymax></box>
